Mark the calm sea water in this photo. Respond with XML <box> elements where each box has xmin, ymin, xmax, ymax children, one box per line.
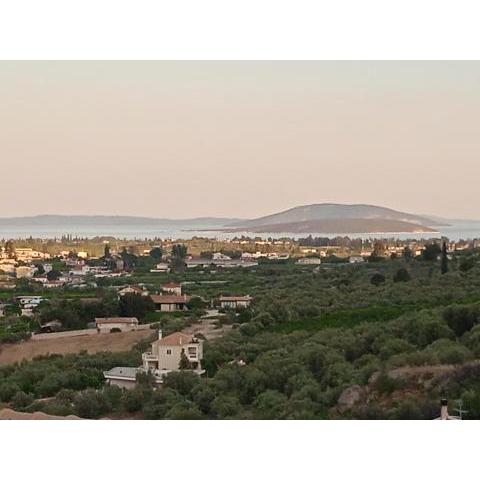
<box><xmin>1</xmin><ymin>221</ymin><xmax>480</xmax><ymax>242</ymax></box>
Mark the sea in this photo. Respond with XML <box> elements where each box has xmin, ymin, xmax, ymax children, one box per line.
<box><xmin>1</xmin><ymin>221</ymin><xmax>480</xmax><ymax>242</ymax></box>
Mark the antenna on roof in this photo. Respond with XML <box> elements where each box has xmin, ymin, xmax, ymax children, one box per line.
<box><xmin>454</xmin><ymin>399</ymin><xmax>468</xmax><ymax>420</ymax></box>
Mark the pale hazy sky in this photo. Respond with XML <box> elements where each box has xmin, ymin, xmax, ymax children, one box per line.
<box><xmin>1</xmin><ymin>61</ymin><xmax>479</xmax><ymax>219</ymax></box>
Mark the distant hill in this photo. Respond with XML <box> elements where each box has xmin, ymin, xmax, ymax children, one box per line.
<box><xmin>227</xmin><ymin>203</ymin><xmax>446</xmax><ymax>234</ymax></box>
<box><xmin>0</xmin><ymin>215</ymin><xmax>242</xmax><ymax>227</ymax></box>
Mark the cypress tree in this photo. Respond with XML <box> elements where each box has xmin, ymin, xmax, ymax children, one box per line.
<box><xmin>441</xmin><ymin>241</ymin><xmax>449</xmax><ymax>274</ymax></box>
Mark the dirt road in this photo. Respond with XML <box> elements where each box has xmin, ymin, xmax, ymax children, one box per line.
<box><xmin>0</xmin><ymin>329</ymin><xmax>154</xmax><ymax>366</ymax></box>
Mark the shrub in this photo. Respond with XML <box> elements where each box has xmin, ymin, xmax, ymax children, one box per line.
<box><xmin>370</xmin><ymin>273</ymin><xmax>386</xmax><ymax>286</ymax></box>
<box><xmin>11</xmin><ymin>391</ymin><xmax>35</xmax><ymax>410</ymax></box>
<box><xmin>444</xmin><ymin>305</ymin><xmax>480</xmax><ymax>337</ymax></box>
<box><xmin>393</xmin><ymin>268</ymin><xmax>411</xmax><ymax>283</ymax></box>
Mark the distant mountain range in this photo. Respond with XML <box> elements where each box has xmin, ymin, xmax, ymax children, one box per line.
<box><xmin>0</xmin><ymin>204</ymin><xmax>461</xmax><ymax>234</ymax></box>
<box><xmin>226</xmin><ymin>204</ymin><xmax>449</xmax><ymax>234</ymax></box>
<box><xmin>0</xmin><ymin>215</ymin><xmax>242</xmax><ymax>227</ymax></box>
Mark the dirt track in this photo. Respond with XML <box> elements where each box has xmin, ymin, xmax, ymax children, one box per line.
<box><xmin>0</xmin><ymin>329</ymin><xmax>154</xmax><ymax>366</ymax></box>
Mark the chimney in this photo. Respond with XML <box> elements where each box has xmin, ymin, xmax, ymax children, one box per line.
<box><xmin>158</xmin><ymin>329</ymin><xmax>163</xmax><ymax>340</ymax></box>
<box><xmin>440</xmin><ymin>399</ymin><xmax>449</xmax><ymax>420</ymax></box>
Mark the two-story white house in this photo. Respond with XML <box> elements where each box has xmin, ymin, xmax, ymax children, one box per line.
<box><xmin>142</xmin><ymin>330</ymin><xmax>204</xmax><ymax>373</ymax></box>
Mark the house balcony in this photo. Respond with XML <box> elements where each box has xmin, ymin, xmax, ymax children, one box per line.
<box><xmin>142</xmin><ymin>352</ymin><xmax>159</xmax><ymax>362</ymax></box>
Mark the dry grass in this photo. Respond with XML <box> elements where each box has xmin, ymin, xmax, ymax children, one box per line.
<box><xmin>0</xmin><ymin>329</ymin><xmax>154</xmax><ymax>366</ymax></box>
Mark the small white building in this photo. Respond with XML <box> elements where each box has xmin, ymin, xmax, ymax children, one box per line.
<box><xmin>95</xmin><ymin>317</ymin><xmax>139</xmax><ymax>333</ymax></box>
<box><xmin>212</xmin><ymin>252</ymin><xmax>231</xmax><ymax>261</ymax></box>
<box><xmin>118</xmin><ymin>286</ymin><xmax>147</xmax><ymax>297</ymax></box>
<box><xmin>219</xmin><ymin>295</ymin><xmax>253</xmax><ymax>309</ymax></box>
<box><xmin>161</xmin><ymin>282</ymin><xmax>182</xmax><ymax>296</ymax></box>
<box><xmin>103</xmin><ymin>367</ymin><xmax>143</xmax><ymax>390</ymax></box>
<box><xmin>349</xmin><ymin>256</ymin><xmax>365</xmax><ymax>264</ymax></box>
<box><xmin>17</xmin><ymin>295</ymin><xmax>43</xmax><ymax>308</ymax></box>
<box><xmin>151</xmin><ymin>295</ymin><xmax>190</xmax><ymax>312</ymax></box>
<box><xmin>296</xmin><ymin>257</ymin><xmax>322</xmax><ymax>265</ymax></box>
<box><xmin>150</xmin><ymin>262</ymin><xmax>170</xmax><ymax>273</ymax></box>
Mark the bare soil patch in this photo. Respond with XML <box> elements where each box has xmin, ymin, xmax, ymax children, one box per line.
<box><xmin>0</xmin><ymin>329</ymin><xmax>154</xmax><ymax>366</ymax></box>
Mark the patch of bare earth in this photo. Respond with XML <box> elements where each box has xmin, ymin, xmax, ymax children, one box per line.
<box><xmin>0</xmin><ymin>408</ymin><xmax>80</xmax><ymax>420</ymax></box>
<box><xmin>0</xmin><ymin>329</ymin><xmax>154</xmax><ymax>366</ymax></box>
<box><xmin>183</xmin><ymin>316</ymin><xmax>232</xmax><ymax>341</ymax></box>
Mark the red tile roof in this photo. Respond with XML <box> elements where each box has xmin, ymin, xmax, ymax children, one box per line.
<box><xmin>151</xmin><ymin>295</ymin><xmax>189</xmax><ymax>304</ymax></box>
<box><xmin>219</xmin><ymin>296</ymin><xmax>253</xmax><ymax>302</ymax></box>
<box><xmin>155</xmin><ymin>332</ymin><xmax>197</xmax><ymax>346</ymax></box>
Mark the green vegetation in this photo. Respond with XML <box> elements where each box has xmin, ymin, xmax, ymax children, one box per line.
<box><xmin>1</xmin><ymin>240</ymin><xmax>480</xmax><ymax>419</ymax></box>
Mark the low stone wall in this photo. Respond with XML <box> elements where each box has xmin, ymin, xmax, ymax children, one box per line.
<box><xmin>31</xmin><ymin>329</ymin><xmax>96</xmax><ymax>341</ymax></box>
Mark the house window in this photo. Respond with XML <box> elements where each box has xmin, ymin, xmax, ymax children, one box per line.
<box><xmin>166</xmin><ymin>349</ymin><xmax>171</xmax><ymax>355</ymax></box>
<box><xmin>188</xmin><ymin>347</ymin><xmax>196</xmax><ymax>357</ymax></box>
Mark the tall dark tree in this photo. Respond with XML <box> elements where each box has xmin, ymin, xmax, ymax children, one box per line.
<box><xmin>171</xmin><ymin>244</ymin><xmax>188</xmax><ymax>272</ymax></box>
<box><xmin>403</xmin><ymin>245</ymin><xmax>412</xmax><ymax>261</ymax></box>
<box><xmin>179</xmin><ymin>349</ymin><xmax>192</xmax><ymax>370</ymax></box>
<box><xmin>4</xmin><ymin>240</ymin><xmax>15</xmax><ymax>259</ymax></box>
<box><xmin>441</xmin><ymin>241</ymin><xmax>449</xmax><ymax>275</ymax></box>
<box><xmin>149</xmin><ymin>247</ymin><xmax>163</xmax><ymax>262</ymax></box>
<box><xmin>422</xmin><ymin>242</ymin><xmax>441</xmax><ymax>262</ymax></box>
<box><xmin>103</xmin><ymin>243</ymin><xmax>111</xmax><ymax>259</ymax></box>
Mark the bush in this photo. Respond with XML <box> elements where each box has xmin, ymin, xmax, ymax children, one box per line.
<box><xmin>370</xmin><ymin>273</ymin><xmax>386</xmax><ymax>286</ymax></box>
<box><xmin>11</xmin><ymin>391</ymin><xmax>35</xmax><ymax>410</ymax></box>
<box><xmin>0</xmin><ymin>382</ymin><xmax>20</xmax><ymax>402</ymax></box>
<box><xmin>444</xmin><ymin>305</ymin><xmax>480</xmax><ymax>337</ymax></box>
<box><xmin>393</xmin><ymin>268</ymin><xmax>411</xmax><ymax>283</ymax></box>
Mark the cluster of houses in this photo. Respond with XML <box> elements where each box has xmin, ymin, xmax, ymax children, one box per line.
<box><xmin>102</xmin><ymin>288</ymin><xmax>253</xmax><ymax>389</ymax></box>
<box><xmin>117</xmin><ymin>281</ymin><xmax>253</xmax><ymax>312</ymax></box>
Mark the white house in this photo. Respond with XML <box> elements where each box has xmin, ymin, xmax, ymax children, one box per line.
<box><xmin>296</xmin><ymin>257</ymin><xmax>322</xmax><ymax>265</ymax></box>
<box><xmin>349</xmin><ymin>256</ymin><xmax>365</xmax><ymax>264</ymax></box>
<box><xmin>118</xmin><ymin>286</ymin><xmax>147</xmax><ymax>297</ymax></box>
<box><xmin>104</xmin><ymin>330</ymin><xmax>204</xmax><ymax>390</ymax></box>
<box><xmin>219</xmin><ymin>295</ymin><xmax>253</xmax><ymax>309</ymax></box>
<box><xmin>150</xmin><ymin>262</ymin><xmax>170</xmax><ymax>273</ymax></box>
<box><xmin>17</xmin><ymin>295</ymin><xmax>43</xmax><ymax>308</ymax></box>
<box><xmin>103</xmin><ymin>367</ymin><xmax>143</xmax><ymax>390</ymax></box>
<box><xmin>142</xmin><ymin>330</ymin><xmax>204</xmax><ymax>373</ymax></box>
<box><xmin>151</xmin><ymin>295</ymin><xmax>190</xmax><ymax>312</ymax></box>
<box><xmin>212</xmin><ymin>252</ymin><xmax>231</xmax><ymax>261</ymax></box>
<box><xmin>95</xmin><ymin>317</ymin><xmax>139</xmax><ymax>333</ymax></box>
<box><xmin>161</xmin><ymin>282</ymin><xmax>182</xmax><ymax>296</ymax></box>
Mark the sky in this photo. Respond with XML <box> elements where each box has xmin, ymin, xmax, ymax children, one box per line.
<box><xmin>1</xmin><ymin>61</ymin><xmax>479</xmax><ymax>220</ymax></box>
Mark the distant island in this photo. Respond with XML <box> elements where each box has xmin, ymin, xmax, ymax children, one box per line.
<box><xmin>224</xmin><ymin>203</ymin><xmax>446</xmax><ymax>234</ymax></box>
